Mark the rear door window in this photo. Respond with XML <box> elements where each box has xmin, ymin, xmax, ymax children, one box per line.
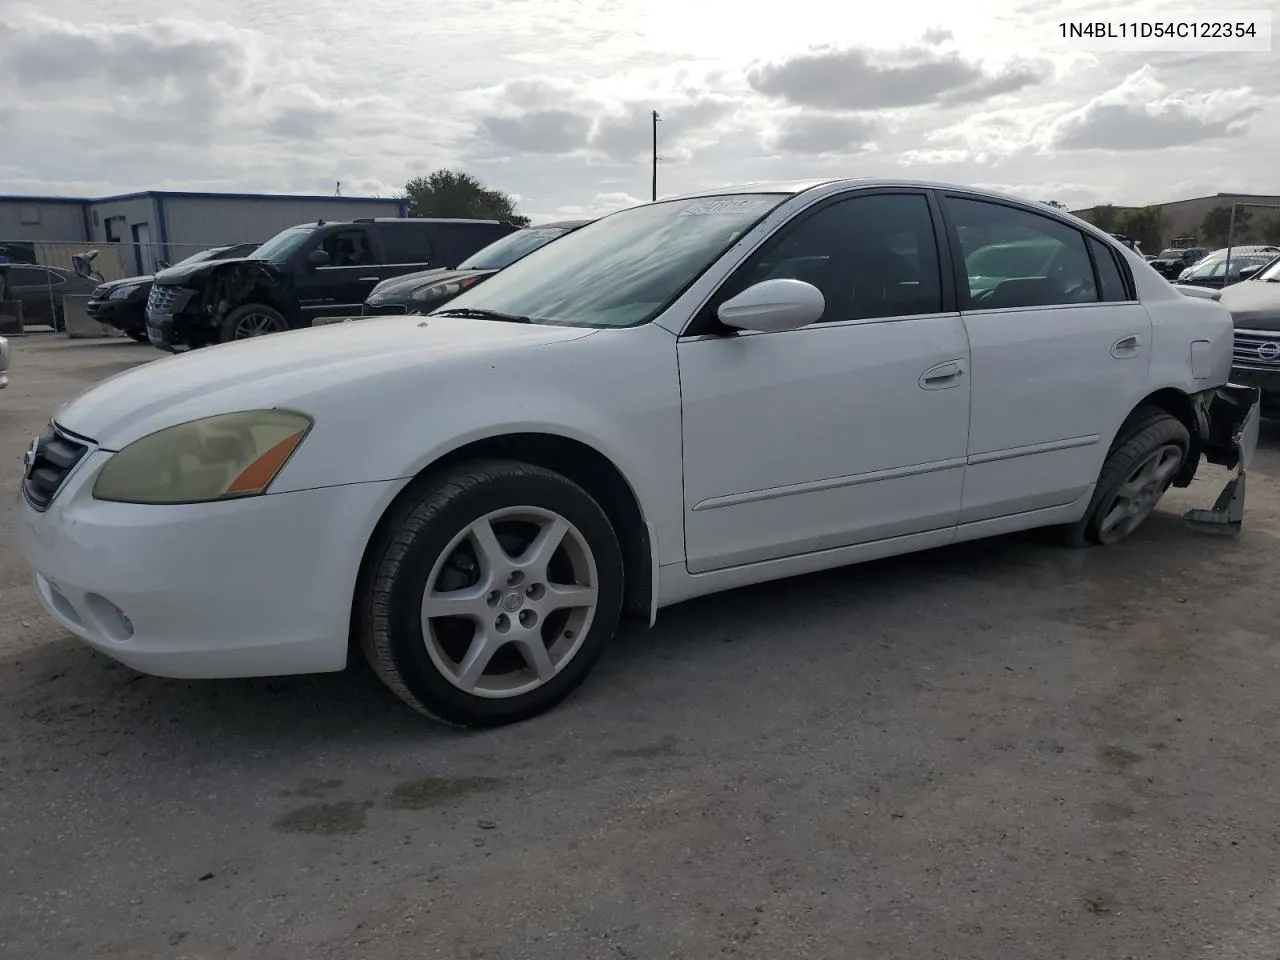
<box><xmin>378</xmin><ymin>224</ymin><xmax>436</xmax><ymax>265</ymax></box>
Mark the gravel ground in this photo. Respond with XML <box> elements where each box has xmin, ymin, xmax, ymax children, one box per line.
<box><xmin>2</xmin><ymin>333</ymin><xmax>1280</xmax><ymax>960</ymax></box>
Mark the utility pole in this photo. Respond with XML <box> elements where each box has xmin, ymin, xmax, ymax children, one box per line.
<box><xmin>651</xmin><ymin>110</ymin><xmax>661</xmax><ymax>202</ymax></box>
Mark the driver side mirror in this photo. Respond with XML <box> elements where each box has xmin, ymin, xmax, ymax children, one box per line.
<box><xmin>306</xmin><ymin>249</ymin><xmax>330</xmax><ymax>269</ymax></box>
<box><xmin>1238</xmin><ymin>264</ymin><xmax>1262</xmax><ymax>281</ymax></box>
<box><xmin>717</xmin><ymin>278</ymin><xmax>825</xmax><ymax>333</ymax></box>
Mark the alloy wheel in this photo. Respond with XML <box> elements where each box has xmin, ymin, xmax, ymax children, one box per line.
<box><xmin>421</xmin><ymin>506</ymin><xmax>599</xmax><ymax>698</ymax></box>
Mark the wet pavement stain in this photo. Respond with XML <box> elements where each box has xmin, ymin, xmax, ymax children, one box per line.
<box><xmin>384</xmin><ymin>776</ymin><xmax>506</xmax><ymax>811</ymax></box>
<box><xmin>272</xmin><ymin>800</ymin><xmax>371</xmax><ymax>836</ymax></box>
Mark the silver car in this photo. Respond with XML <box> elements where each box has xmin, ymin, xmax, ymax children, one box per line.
<box><xmin>0</xmin><ymin>334</ymin><xmax>9</xmax><ymax>391</ymax></box>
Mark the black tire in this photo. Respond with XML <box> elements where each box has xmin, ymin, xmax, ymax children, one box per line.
<box><xmin>218</xmin><ymin>304</ymin><xmax>288</xmax><ymax>342</ymax></box>
<box><xmin>357</xmin><ymin>459</ymin><xmax>625</xmax><ymax>727</ymax></box>
<box><xmin>127</xmin><ymin>329</ymin><xmax>149</xmax><ymax>342</ymax></box>
<box><xmin>1063</xmin><ymin>406</ymin><xmax>1190</xmax><ymax>548</ymax></box>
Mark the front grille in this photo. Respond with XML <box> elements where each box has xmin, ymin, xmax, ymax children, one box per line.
<box><xmin>147</xmin><ymin>284</ymin><xmax>185</xmax><ymax>314</ymax></box>
<box><xmin>22</xmin><ymin>423</ymin><xmax>89</xmax><ymax>511</ymax></box>
<box><xmin>1232</xmin><ymin>330</ymin><xmax>1280</xmax><ymax>369</ymax></box>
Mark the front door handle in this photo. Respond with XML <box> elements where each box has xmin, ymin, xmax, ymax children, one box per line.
<box><xmin>920</xmin><ymin>359</ymin><xmax>965</xmax><ymax>390</ymax></box>
<box><xmin>1112</xmin><ymin>334</ymin><xmax>1143</xmax><ymax>358</ymax></box>
<box><xmin>358</xmin><ymin>276</ymin><xmax>380</xmax><ymax>283</ymax></box>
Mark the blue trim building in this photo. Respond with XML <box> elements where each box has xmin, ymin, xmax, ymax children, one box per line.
<box><xmin>0</xmin><ymin>190</ymin><xmax>409</xmax><ymax>273</ymax></box>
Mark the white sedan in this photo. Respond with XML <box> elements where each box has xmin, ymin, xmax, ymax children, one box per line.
<box><xmin>16</xmin><ymin>179</ymin><xmax>1259</xmax><ymax>727</ymax></box>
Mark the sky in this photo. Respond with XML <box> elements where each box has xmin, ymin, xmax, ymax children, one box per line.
<box><xmin>0</xmin><ymin>0</ymin><xmax>1276</xmax><ymax>224</ymax></box>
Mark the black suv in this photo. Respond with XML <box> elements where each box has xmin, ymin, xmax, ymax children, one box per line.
<box><xmin>88</xmin><ymin>243</ymin><xmax>260</xmax><ymax>341</ymax></box>
<box><xmin>145</xmin><ymin>217</ymin><xmax>517</xmax><ymax>350</ymax></box>
<box><xmin>1149</xmin><ymin>246</ymin><xmax>1208</xmax><ymax>280</ymax></box>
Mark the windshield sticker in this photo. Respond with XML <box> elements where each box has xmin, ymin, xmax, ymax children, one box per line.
<box><xmin>679</xmin><ymin>198</ymin><xmax>769</xmax><ymax>217</ymax></box>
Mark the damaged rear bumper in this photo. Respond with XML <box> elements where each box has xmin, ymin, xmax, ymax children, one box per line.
<box><xmin>1184</xmin><ymin>384</ymin><xmax>1261</xmax><ymax>535</ymax></box>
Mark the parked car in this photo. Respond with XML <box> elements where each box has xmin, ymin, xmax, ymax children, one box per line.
<box><xmin>88</xmin><ymin>243</ymin><xmax>260</xmax><ymax>341</ymax></box>
<box><xmin>17</xmin><ymin>178</ymin><xmax>1258</xmax><ymax>727</ymax></box>
<box><xmin>1214</xmin><ymin>254</ymin><xmax>1280</xmax><ymax>415</ymax></box>
<box><xmin>1149</xmin><ymin>246</ymin><xmax>1209</xmax><ymax>279</ymax></box>
<box><xmin>0</xmin><ymin>334</ymin><xmax>8</xmax><ymax>391</ymax></box>
<box><xmin>1176</xmin><ymin>246</ymin><xmax>1280</xmax><ymax>288</ymax></box>
<box><xmin>145</xmin><ymin>217</ymin><xmax>519</xmax><ymax>350</ymax></box>
<box><xmin>363</xmin><ymin>220</ymin><xmax>592</xmax><ymax>316</ymax></box>
<box><xmin>0</xmin><ymin>263</ymin><xmax>98</xmax><ymax>331</ymax></box>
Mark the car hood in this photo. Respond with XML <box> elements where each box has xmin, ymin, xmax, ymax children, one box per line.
<box><xmin>368</xmin><ymin>268</ymin><xmax>492</xmax><ymax>299</ymax></box>
<box><xmin>94</xmin><ymin>275</ymin><xmax>153</xmax><ymax>293</ymax></box>
<box><xmin>1220</xmin><ymin>281</ymin><xmax>1280</xmax><ymax>329</ymax></box>
<box><xmin>153</xmin><ymin>256</ymin><xmax>273</xmax><ymax>285</ymax></box>
<box><xmin>54</xmin><ymin>314</ymin><xmax>598</xmax><ymax>448</ymax></box>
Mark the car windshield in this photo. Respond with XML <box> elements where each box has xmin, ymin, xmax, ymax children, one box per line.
<box><xmin>432</xmin><ymin>194</ymin><xmax>788</xmax><ymax>327</ymax></box>
<box><xmin>1188</xmin><ymin>253</ymin><xmax>1272</xmax><ymax>278</ymax></box>
<box><xmin>1251</xmin><ymin>256</ymin><xmax>1280</xmax><ymax>281</ymax></box>
<box><xmin>1158</xmin><ymin>249</ymin><xmax>1186</xmax><ymax>259</ymax></box>
<box><xmin>458</xmin><ymin>227</ymin><xmax>573</xmax><ymax>270</ymax></box>
<box><xmin>249</xmin><ymin>227</ymin><xmax>314</xmax><ymax>262</ymax></box>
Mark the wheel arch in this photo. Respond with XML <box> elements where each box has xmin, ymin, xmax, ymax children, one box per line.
<box><xmin>351</xmin><ymin>431</ymin><xmax>655</xmax><ymax>639</ymax></box>
<box><xmin>1119</xmin><ymin>386</ymin><xmax>1202</xmax><ymax>487</ymax></box>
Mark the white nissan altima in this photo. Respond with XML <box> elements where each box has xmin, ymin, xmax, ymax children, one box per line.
<box><xmin>17</xmin><ymin>179</ymin><xmax>1260</xmax><ymax>727</ymax></box>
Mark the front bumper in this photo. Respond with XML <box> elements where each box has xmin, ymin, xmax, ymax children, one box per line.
<box><xmin>1184</xmin><ymin>383</ymin><xmax>1261</xmax><ymax>535</ymax></box>
<box><xmin>362</xmin><ymin>299</ymin><xmax>413</xmax><ymax>316</ymax></box>
<box><xmin>17</xmin><ymin>442</ymin><xmax>404</xmax><ymax>678</ymax></box>
<box><xmin>87</xmin><ymin>298</ymin><xmax>146</xmax><ymax>332</ymax></box>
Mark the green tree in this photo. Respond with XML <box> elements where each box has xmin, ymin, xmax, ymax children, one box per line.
<box><xmin>1090</xmin><ymin>204</ymin><xmax>1119</xmax><ymax>233</ymax></box>
<box><xmin>1114</xmin><ymin>205</ymin><xmax>1163</xmax><ymax>253</ymax></box>
<box><xmin>1259</xmin><ymin>216</ymin><xmax>1280</xmax><ymax>246</ymax></box>
<box><xmin>1041</xmin><ymin>200</ymin><xmax>1068</xmax><ymax>210</ymax></box>
<box><xmin>1200</xmin><ymin>205</ymin><xmax>1251</xmax><ymax>247</ymax></box>
<box><xmin>404</xmin><ymin>169</ymin><xmax>530</xmax><ymax>225</ymax></box>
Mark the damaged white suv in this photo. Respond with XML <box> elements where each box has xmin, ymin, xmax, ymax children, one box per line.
<box><xmin>17</xmin><ymin>179</ymin><xmax>1260</xmax><ymax>727</ymax></box>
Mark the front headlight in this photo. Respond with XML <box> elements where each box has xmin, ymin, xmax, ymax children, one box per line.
<box><xmin>93</xmin><ymin>410</ymin><xmax>313</xmax><ymax>504</ymax></box>
<box><xmin>109</xmin><ymin>283</ymin><xmax>143</xmax><ymax>300</ymax></box>
<box><xmin>410</xmin><ymin>276</ymin><xmax>482</xmax><ymax>302</ymax></box>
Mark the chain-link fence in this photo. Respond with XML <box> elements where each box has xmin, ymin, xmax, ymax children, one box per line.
<box><xmin>0</xmin><ymin>239</ymin><xmax>257</xmax><ymax>333</ymax></box>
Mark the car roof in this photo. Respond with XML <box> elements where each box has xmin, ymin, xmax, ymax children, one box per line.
<box><xmin>535</xmin><ymin>219</ymin><xmax>593</xmax><ymax>230</ymax></box>
<box><xmin>663</xmin><ymin>177</ymin><xmax>1063</xmax><ymax>208</ymax></box>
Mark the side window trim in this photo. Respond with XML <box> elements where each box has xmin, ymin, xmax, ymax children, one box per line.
<box><xmin>1086</xmin><ymin>236</ymin><xmax>1136</xmax><ymax>302</ymax></box>
<box><xmin>681</xmin><ymin>187</ymin><xmax>953</xmax><ymax>338</ymax></box>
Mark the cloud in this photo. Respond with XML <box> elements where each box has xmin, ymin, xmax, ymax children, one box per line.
<box><xmin>590</xmin><ymin>98</ymin><xmax>736</xmax><ymax>162</ymax></box>
<box><xmin>771</xmin><ymin>115</ymin><xmax>878</xmax><ymax>154</ymax></box>
<box><xmin>1048</xmin><ymin>66</ymin><xmax>1261</xmax><ymax>150</ymax></box>
<box><xmin>478</xmin><ymin>110</ymin><xmax>594</xmax><ymax>154</ymax></box>
<box><xmin>747</xmin><ymin>45</ymin><xmax>1046</xmax><ymax>110</ymax></box>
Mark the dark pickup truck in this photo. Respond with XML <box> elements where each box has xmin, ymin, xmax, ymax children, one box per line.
<box><xmin>145</xmin><ymin>217</ymin><xmax>517</xmax><ymax>350</ymax></box>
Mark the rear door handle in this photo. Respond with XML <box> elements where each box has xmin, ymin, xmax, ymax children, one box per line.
<box><xmin>358</xmin><ymin>276</ymin><xmax>380</xmax><ymax>283</ymax></box>
<box><xmin>1112</xmin><ymin>334</ymin><xmax>1143</xmax><ymax>358</ymax></box>
<box><xmin>920</xmin><ymin>360</ymin><xmax>965</xmax><ymax>390</ymax></box>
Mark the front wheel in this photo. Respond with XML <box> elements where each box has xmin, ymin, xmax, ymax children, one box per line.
<box><xmin>1063</xmin><ymin>407</ymin><xmax>1190</xmax><ymax>547</ymax></box>
<box><xmin>219</xmin><ymin>304</ymin><xmax>288</xmax><ymax>342</ymax></box>
<box><xmin>358</xmin><ymin>460</ymin><xmax>625</xmax><ymax>727</ymax></box>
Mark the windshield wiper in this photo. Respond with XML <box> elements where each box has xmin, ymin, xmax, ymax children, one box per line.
<box><xmin>433</xmin><ymin>307</ymin><xmax>532</xmax><ymax>324</ymax></box>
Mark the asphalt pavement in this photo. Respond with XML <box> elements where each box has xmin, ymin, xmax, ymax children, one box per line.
<box><xmin>2</xmin><ymin>334</ymin><xmax>1279</xmax><ymax>959</ymax></box>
